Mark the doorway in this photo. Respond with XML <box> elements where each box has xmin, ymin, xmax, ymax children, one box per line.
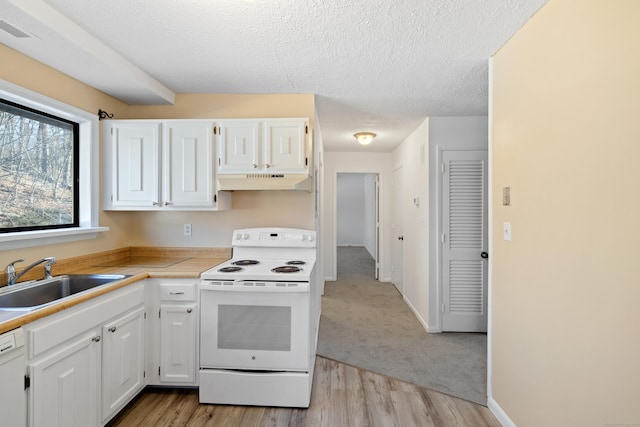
<box><xmin>336</xmin><ymin>173</ymin><xmax>379</xmax><ymax>280</ymax></box>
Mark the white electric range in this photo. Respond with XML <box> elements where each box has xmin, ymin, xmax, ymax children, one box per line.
<box><xmin>199</xmin><ymin>227</ymin><xmax>318</xmax><ymax>408</ymax></box>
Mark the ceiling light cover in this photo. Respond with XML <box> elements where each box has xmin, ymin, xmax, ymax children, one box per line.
<box><xmin>354</xmin><ymin>132</ymin><xmax>376</xmax><ymax>145</ymax></box>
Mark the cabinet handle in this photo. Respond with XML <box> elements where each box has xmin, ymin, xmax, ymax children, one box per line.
<box><xmin>164</xmin><ymin>201</ymin><xmax>172</xmax><ymax>206</ymax></box>
<box><xmin>252</xmin><ymin>163</ymin><xmax>258</xmax><ymax>168</ymax></box>
<box><xmin>153</xmin><ymin>202</ymin><xmax>158</xmax><ymax>206</ymax></box>
<box><xmin>265</xmin><ymin>164</ymin><xmax>271</xmax><ymax>168</ymax></box>
<box><xmin>169</xmin><ymin>291</ymin><xmax>184</xmax><ymax>295</ymax></box>
<box><xmin>92</xmin><ymin>336</ymin><xmax>101</xmax><ymax>342</ymax></box>
<box><xmin>108</xmin><ymin>326</ymin><xmax>117</xmax><ymax>333</ymax></box>
<box><xmin>186</xmin><ymin>308</ymin><xmax>193</xmax><ymax>314</ymax></box>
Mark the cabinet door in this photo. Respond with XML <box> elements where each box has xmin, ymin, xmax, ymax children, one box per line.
<box><xmin>29</xmin><ymin>330</ymin><xmax>100</xmax><ymax>427</ymax></box>
<box><xmin>160</xmin><ymin>303</ymin><xmax>197</xmax><ymax>384</ymax></box>
<box><xmin>102</xmin><ymin>307</ymin><xmax>145</xmax><ymax>423</ymax></box>
<box><xmin>264</xmin><ymin>119</ymin><xmax>308</xmax><ymax>172</ymax></box>
<box><xmin>163</xmin><ymin>122</ymin><xmax>214</xmax><ymax>208</ymax></box>
<box><xmin>217</xmin><ymin>120</ymin><xmax>261</xmax><ymax>173</ymax></box>
<box><xmin>110</xmin><ymin>122</ymin><xmax>161</xmax><ymax>208</ymax></box>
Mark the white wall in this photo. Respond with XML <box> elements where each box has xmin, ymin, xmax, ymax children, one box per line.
<box><xmin>336</xmin><ymin>173</ymin><xmax>377</xmax><ymax>258</ymax></box>
<box><xmin>337</xmin><ymin>174</ymin><xmax>366</xmax><ymax>246</ymax></box>
<box><xmin>391</xmin><ymin>118</ymin><xmax>430</xmax><ymax>328</ymax></box>
<box><xmin>427</xmin><ymin>116</ymin><xmax>488</xmax><ymax>331</ymax></box>
<box><xmin>322</xmin><ymin>153</ymin><xmax>393</xmax><ymax>282</ymax></box>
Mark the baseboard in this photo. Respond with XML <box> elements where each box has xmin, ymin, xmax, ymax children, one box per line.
<box><xmin>487</xmin><ymin>397</ymin><xmax>516</xmax><ymax>427</ymax></box>
<box><xmin>403</xmin><ymin>296</ymin><xmax>430</xmax><ymax>333</ymax></box>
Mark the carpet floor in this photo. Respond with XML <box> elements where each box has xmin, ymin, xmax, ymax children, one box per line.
<box><xmin>316</xmin><ymin>246</ymin><xmax>488</xmax><ymax>405</ymax></box>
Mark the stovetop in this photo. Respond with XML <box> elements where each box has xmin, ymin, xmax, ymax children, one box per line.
<box><xmin>201</xmin><ymin>258</ymin><xmax>315</xmax><ymax>282</ymax></box>
<box><xmin>200</xmin><ymin>227</ymin><xmax>316</xmax><ymax>282</ymax></box>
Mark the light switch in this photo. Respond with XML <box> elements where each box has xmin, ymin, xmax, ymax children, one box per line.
<box><xmin>503</xmin><ymin>222</ymin><xmax>512</xmax><ymax>241</ymax></box>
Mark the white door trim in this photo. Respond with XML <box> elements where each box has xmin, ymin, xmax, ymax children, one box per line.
<box><xmin>330</xmin><ymin>169</ymin><xmax>387</xmax><ymax>282</ymax></box>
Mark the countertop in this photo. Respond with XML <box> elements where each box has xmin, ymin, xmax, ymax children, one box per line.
<box><xmin>0</xmin><ymin>247</ymin><xmax>230</xmax><ymax>334</ymax></box>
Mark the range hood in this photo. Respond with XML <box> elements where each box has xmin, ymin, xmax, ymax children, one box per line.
<box><xmin>217</xmin><ymin>173</ymin><xmax>313</xmax><ymax>191</ymax></box>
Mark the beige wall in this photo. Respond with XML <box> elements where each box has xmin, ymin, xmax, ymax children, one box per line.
<box><xmin>1</xmin><ymin>44</ymin><xmax>316</xmax><ymax>264</ymax></box>
<box><xmin>0</xmin><ymin>44</ymin><xmax>132</xmax><ymax>266</ymax></box>
<box><xmin>491</xmin><ymin>0</ymin><xmax>640</xmax><ymax>425</ymax></box>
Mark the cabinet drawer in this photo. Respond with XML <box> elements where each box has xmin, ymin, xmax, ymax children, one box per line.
<box><xmin>160</xmin><ymin>283</ymin><xmax>195</xmax><ymax>301</ymax></box>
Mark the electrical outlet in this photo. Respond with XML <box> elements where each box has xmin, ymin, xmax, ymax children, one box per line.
<box><xmin>184</xmin><ymin>223</ymin><xmax>192</xmax><ymax>236</ymax></box>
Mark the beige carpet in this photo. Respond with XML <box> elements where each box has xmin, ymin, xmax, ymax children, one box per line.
<box><xmin>317</xmin><ymin>246</ymin><xmax>488</xmax><ymax>405</ymax></box>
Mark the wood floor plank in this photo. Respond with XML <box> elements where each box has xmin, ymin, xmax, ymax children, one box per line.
<box><xmin>108</xmin><ymin>356</ymin><xmax>500</xmax><ymax>427</ymax></box>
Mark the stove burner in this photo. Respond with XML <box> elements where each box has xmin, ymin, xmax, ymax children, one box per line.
<box><xmin>271</xmin><ymin>266</ymin><xmax>302</xmax><ymax>274</ymax></box>
<box><xmin>218</xmin><ymin>266</ymin><xmax>243</xmax><ymax>273</ymax></box>
<box><xmin>286</xmin><ymin>260</ymin><xmax>306</xmax><ymax>266</ymax></box>
<box><xmin>232</xmin><ymin>259</ymin><xmax>260</xmax><ymax>266</ymax></box>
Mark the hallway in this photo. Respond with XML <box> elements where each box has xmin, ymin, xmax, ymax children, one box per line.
<box><xmin>318</xmin><ymin>246</ymin><xmax>488</xmax><ymax>405</ymax></box>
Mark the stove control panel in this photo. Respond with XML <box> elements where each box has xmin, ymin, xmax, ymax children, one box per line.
<box><xmin>232</xmin><ymin>228</ymin><xmax>316</xmax><ymax>248</ymax></box>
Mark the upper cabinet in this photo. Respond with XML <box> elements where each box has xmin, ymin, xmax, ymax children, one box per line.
<box><xmin>217</xmin><ymin>119</ymin><xmax>309</xmax><ymax>174</ymax></box>
<box><xmin>103</xmin><ymin>120</ymin><xmax>231</xmax><ymax>211</ymax></box>
<box><xmin>216</xmin><ymin>118</ymin><xmax>312</xmax><ymax>191</ymax></box>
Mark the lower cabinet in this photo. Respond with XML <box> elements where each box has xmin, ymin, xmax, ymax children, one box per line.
<box><xmin>146</xmin><ymin>279</ymin><xmax>198</xmax><ymax>386</ymax></box>
<box><xmin>102</xmin><ymin>307</ymin><xmax>145</xmax><ymax>423</ymax></box>
<box><xmin>29</xmin><ymin>330</ymin><xmax>101</xmax><ymax>427</ymax></box>
<box><xmin>23</xmin><ymin>277</ymin><xmax>201</xmax><ymax>426</ymax></box>
<box><xmin>25</xmin><ymin>282</ymin><xmax>146</xmax><ymax>427</ymax></box>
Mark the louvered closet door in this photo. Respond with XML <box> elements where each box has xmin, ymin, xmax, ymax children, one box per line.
<box><xmin>442</xmin><ymin>150</ymin><xmax>488</xmax><ymax>332</ymax></box>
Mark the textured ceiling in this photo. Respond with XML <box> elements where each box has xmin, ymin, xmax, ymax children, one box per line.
<box><xmin>0</xmin><ymin>0</ymin><xmax>547</xmax><ymax>152</ymax></box>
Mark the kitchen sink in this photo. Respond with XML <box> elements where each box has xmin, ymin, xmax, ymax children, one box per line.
<box><xmin>0</xmin><ymin>274</ymin><xmax>131</xmax><ymax>311</ymax></box>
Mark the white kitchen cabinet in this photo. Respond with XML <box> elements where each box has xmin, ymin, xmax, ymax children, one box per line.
<box><xmin>29</xmin><ymin>329</ymin><xmax>101</xmax><ymax>427</ymax></box>
<box><xmin>103</xmin><ymin>120</ymin><xmax>230</xmax><ymax>210</ymax></box>
<box><xmin>101</xmin><ymin>307</ymin><xmax>145</xmax><ymax>424</ymax></box>
<box><xmin>217</xmin><ymin>120</ymin><xmax>261</xmax><ymax>173</ymax></box>
<box><xmin>25</xmin><ymin>282</ymin><xmax>145</xmax><ymax>427</ymax></box>
<box><xmin>160</xmin><ymin>303</ymin><xmax>197</xmax><ymax>383</ymax></box>
<box><xmin>145</xmin><ymin>279</ymin><xmax>199</xmax><ymax>387</ymax></box>
<box><xmin>107</xmin><ymin>121</ymin><xmax>161</xmax><ymax>208</ymax></box>
<box><xmin>217</xmin><ymin>118</ymin><xmax>309</xmax><ymax>174</ymax></box>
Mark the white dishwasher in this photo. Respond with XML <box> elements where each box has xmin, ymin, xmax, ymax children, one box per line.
<box><xmin>0</xmin><ymin>327</ymin><xmax>26</xmax><ymax>427</ymax></box>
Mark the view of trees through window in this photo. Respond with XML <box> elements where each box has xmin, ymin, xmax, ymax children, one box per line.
<box><xmin>0</xmin><ymin>98</ymin><xmax>78</xmax><ymax>232</ymax></box>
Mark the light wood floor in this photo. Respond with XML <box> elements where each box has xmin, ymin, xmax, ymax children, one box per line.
<box><xmin>108</xmin><ymin>357</ymin><xmax>500</xmax><ymax>427</ymax></box>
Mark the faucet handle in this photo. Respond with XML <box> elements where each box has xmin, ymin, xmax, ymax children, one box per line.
<box><xmin>6</xmin><ymin>259</ymin><xmax>24</xmax><ymax>271</ymax></box>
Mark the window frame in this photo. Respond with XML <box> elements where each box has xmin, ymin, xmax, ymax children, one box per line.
<box><xmin>0</xmin><ymin>79</ymin><xmax>108</xmax><ymax>250</ymax></box>
<box><xmin>0</xmin><ymin>97</ymin><xmax>81</xmax><ymax>233</ymax></box>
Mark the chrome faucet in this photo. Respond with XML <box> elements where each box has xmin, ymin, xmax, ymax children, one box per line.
<box><xmin>5</xmin><ymin>257</ymin><xmax>56</xmax><ymax>286</ymax></box>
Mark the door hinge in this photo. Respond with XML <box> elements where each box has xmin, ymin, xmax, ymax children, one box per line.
<box><xmin>24</xmin><ymin>375</ymin><xmax>30</xmax><ymax>390</ymax></box>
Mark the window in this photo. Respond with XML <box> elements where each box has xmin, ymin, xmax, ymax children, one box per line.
<box><xmin>0</xmin><ymin>98</ymin><xmax>80</xmax><ymax>232</ymax></box>
<box><xmin>0</xmin><ymin>79</ymin><xmax>107</xmax><ymax>249</ymax></box>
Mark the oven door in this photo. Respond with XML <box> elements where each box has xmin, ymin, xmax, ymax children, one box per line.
<box><xmin>199</xmin><ymin>281</ymin><xmax>310</xmax><ymax>371</ymax></box>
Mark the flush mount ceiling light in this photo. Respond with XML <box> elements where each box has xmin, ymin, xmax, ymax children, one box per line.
<box><xmin>354</xmin><ymin>132</ymin><xmax>376</xmax><ymax>146</ymax></box>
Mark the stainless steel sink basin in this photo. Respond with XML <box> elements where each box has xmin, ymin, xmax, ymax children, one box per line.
<box><xmin>0</xmin><ymin>274</ymin><xmax>131</xmax><ymax>311</ymax></box>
